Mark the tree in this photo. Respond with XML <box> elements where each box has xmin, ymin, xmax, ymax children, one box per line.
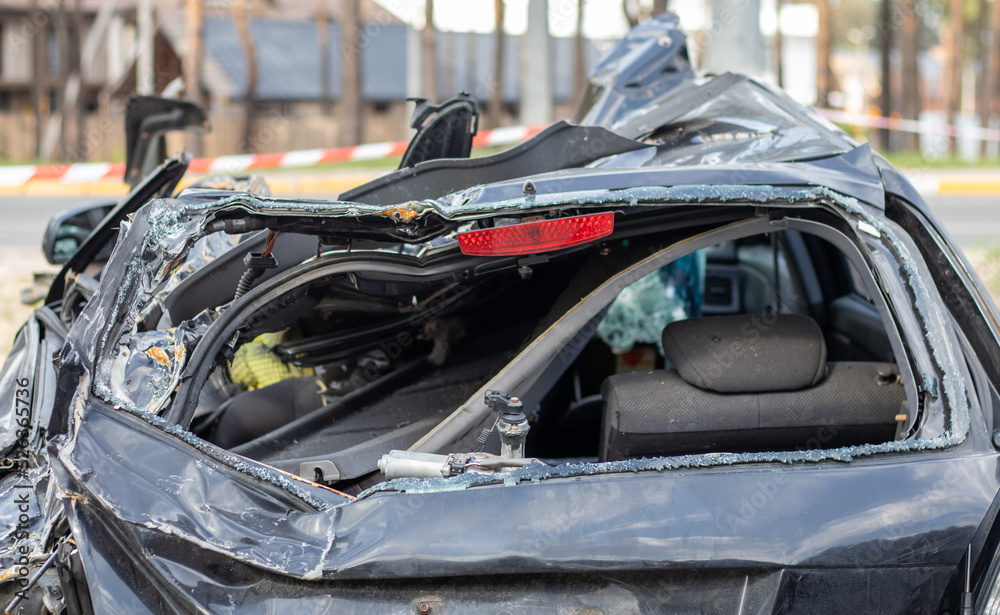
<box><xmin>977</xmin><ymin>0</ymin><xmax>989</xmax><ymax>142</ymax></box>
<box><xmin>69</xmin><ymin>0</ymin><xmax>84</xmax><ymax>160</ymax></box>
<box><xmin>184</xmin><ymin>0</ymin><xmax>204</xmax><ymax>155</ymax></box>
<box><xmin>992</xmin><ymin>0</ymin><xmax>1000</xmax><ymax>153</ymax></box>
<box><xmin>184</xmin><ymin>0</ymin><xmax>203</xmax><ymax>106</ymax></box>
<box><xmin>900</xmin><ymin>0</ymin><xmax>921</xmax><ymax>152</ymax></box>
<box><xmin>340</xmin><ymin>0</ymin><xmax>362</xmax><ymax>146</ymax></box>
<box><xmin>944</xmin><ymin>0</ymin><xmax>964</xmax><ymax>154</ymax></box>
<box><xmin>54</xmin><ymin>3</ymin><xmax>69</xmax><ymax>160</ymax></box>
<box><xmin>422</xmin><ymin>0</ymin><xmax>437</xmax><ymax>101</ymax></box>
<box><xmin>490</xmin><ymin>0</ymin><xmax>504</xmax><ymax>128</ymax></box>
<box><xmin>233</xmin><ymin>0</ymin><xmax>258</xmax><ymax>152</ymax></box>
<box><xmin>816</xmin><ymin>0</ymin><xmax>832</xmax><ymax>108</ymax></box>
<box><xmin>317</xmin><ymin>0</ymin><xmax>331</xmax><ymax>115</ymax></box>
<box><xmin>31</xmin><ymin>0</ymin><xmax>43</xmax><ymax>158</ymax></box>
<box><xmin>878</xmin><ymin>0</ymin><xmax>893</xmax><ymax>150</ymax></box>
<box><xmin>622</xmin><ymin>0</ymin><xmax>639</xmax><ymax>28</ymax></box>
<box><xmin>573</xmin><ymin>0</ymin><xmax>586</xmax><ymax>99</ymax></box>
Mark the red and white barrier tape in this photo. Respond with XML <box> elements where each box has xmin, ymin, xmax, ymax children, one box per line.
<box><xmin>0</xmin><ymin>110</ymin><xmax>994</xmax><ymax>188</ymax></box>
<box><xmin>0</xmin><ymin>123</ymin><xmax>548</xmax><ymax>188</ymax></box>
<box><xmin>816</xmin><ymin>108</ymin><xmax>1000</xmax><ymax>142</ymax></box>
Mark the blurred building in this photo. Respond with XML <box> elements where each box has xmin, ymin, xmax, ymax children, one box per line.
<box><xmin>162</xmin><ymin>19</ymin><xmax>601</xmax><ymax>153</ymax></box>
<box><xmin>0</xmin><ymin>0</ymin><xmax>136</xmax><ymax>114</ymax></box>
<box><xmin>0</xmin><ymin>0</ymin><xmax>604</xmax><ymax>162</ymax></box>
<box><xmin>0</xmin><ymin>0</ymin><xmax>147</xmax><ymax>161</ymax></box>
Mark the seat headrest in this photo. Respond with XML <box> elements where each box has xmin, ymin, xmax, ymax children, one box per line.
<box><xmin>662</xmin><ymin>314</ymin><xmax>827</xmax><ymax>393</ymax></box>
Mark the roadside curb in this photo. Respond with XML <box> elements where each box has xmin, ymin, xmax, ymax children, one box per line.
<box><xmin>935</xmin><ymin>176</ymin><xmax>1000</xmax><ymax>197</ymax></box>
<box><xmin>902</xmin><ymin>173</ymin><xmax>1000</xmax><ymax>198</ymax></box>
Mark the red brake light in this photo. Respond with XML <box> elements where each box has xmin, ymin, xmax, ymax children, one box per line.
<box><xmin>457</xmin><ymin>212</ymin><xmax>615</xmax><ymax>256</ymax></box>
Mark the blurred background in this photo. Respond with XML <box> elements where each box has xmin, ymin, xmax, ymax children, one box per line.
<box><xmin>0</xmin><ymin>0</ymin><xmax>995</xmax><ymax>163</ymax></box>
<box><xmin>0</xmin><ymin>0</ymin><xmax>998</xmax><ymax>351</ymax></box>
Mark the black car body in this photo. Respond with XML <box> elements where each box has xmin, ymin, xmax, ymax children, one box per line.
<box><xmin>3</xmin><ymin>14</ymin><xmax>1000</xmax><ymax>614</ymax></box>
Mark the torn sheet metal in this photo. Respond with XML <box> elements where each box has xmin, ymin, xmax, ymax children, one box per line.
<box><xmin>0</xmin><ymin>12</ymin><xmax>996</xmax><ymax>612</ymax></box>
<box><xmin>105</xmin><ymin>309</ymin><xmax>218</xmax><ymax>415</ymax></box>
<box><xmin>38</xmin><ymin>396</ymin><xmax>1000</xmax><ymax>614</ymax></box>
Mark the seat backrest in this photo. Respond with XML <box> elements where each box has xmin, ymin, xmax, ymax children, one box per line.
<box><xmin>600</xmin><ymin>315</ymin><xmax>905</xmax><ymax>461</ymax></box>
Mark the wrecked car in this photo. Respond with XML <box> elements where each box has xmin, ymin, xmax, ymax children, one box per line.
<box><xmin>3</xmin><ymin>13</ymin><xmax>1000</xmax><ymax>614</ymax></box>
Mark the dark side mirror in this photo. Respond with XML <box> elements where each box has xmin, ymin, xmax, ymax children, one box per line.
<box><xmin>41</xmin><ymin>201</ymin><xmax>116</xmax><ymax>265</ymax></box>
<box><xmin>124</xmin><ymin>95</ymin><xmax>210</xmax><ymax>188</ymax></box>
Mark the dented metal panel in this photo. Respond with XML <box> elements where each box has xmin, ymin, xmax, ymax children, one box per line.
<box><xmin>0</xmin><ymin>12</ymin><xmax>998</xmax><ymax>614</ymax></box>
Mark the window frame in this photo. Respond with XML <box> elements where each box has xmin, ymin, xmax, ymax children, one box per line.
<box><xmin>415</xmin><ymin>209</ymin><xmax>926</xmax><ymax>455</ymax></box>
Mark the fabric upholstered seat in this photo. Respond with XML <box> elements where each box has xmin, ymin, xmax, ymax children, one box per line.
<box><xmin>600</xmin><ymin>314</ymin><xmax>905</xmax><ymax>461</ymax></box>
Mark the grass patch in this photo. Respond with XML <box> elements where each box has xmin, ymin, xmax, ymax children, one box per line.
<box><xmin>881</xmin><ymin>151</ymin><xmax>1000</xmax><ymax>170</ymax></box>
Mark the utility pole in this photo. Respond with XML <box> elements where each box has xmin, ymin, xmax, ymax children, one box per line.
<box><xmin>422</xmin><ymin>0</ymin><xmax>437</xmax><ymax>101</ymax></box>
<box><xmin>406</xmin><ymin>24</ymin><xmax>421</xmax><ymax>101</ymax></box>
<box><xmin>137</xmin><ymin>0</ymin><xmax>154</xmax><ymax>95</ymax></box>
<box><xmin>340</xmin><ymin>0</ymin><xmax>362</xmax><ymax>145</ymax></box>
<box><xmin>703</xmin><ymin>0</ymin><xmax>765</xmax><ymax>78</ymax></box>
<box><xmin>878</xmin><ymin>0</ymin><xmax>893</xmax><ymax>150</ymax></box>
<box><xmin>489</xmin><ymin>0</ymin><xmax>504</xmax><ymax>128</ymax></box>
<box><xmin>521</xmin><ymin>0</ymin><xmax>552</xmax><ymax>125</ymax></box>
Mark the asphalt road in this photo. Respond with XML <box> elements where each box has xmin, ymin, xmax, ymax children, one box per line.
<box><xmin>923</xmin><ymin>195</ymin><xmax>1000</xmax><ymax>248</ymax></box>
<box><xmin>0</xmin><ymin>196</ymin><xmax>99</xmax><ymax>251</ymax></box>
<box><xmin>0</xmin><ymin>193</ymin><xmax>996</xmax><ymax>252</ymax></box>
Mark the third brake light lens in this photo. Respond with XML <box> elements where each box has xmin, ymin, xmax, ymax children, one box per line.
<box><xmin>457</xmin><ymin>212</ymin><xmax>615</xmax><ymax>256</ymax></box>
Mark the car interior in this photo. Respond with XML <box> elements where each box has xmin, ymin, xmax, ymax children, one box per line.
<box><xmin>180</xmin><ymin>220</ymin><xmax>910</xmax><ymax>493</ymax></box>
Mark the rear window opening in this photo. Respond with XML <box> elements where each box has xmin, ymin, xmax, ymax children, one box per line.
<box><xmin>179</xmin><ymin>214</ymin><xmax>917</xmax><ymax>494</ymax></box>
<box><xmin>190</xmin><ymin>249</ymin><xmax>593</xmax><ymax>478</ymax></box>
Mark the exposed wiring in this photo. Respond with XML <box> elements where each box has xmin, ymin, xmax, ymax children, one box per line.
<box><xmin>261</xmin><ymin>230</ymin><xmax>278</xmax><ymax>257</ymax></box>
<box><xmin>233</xmin><ymin>231</ymin><xmax>280</xmax><ymax>303</ymax></box>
